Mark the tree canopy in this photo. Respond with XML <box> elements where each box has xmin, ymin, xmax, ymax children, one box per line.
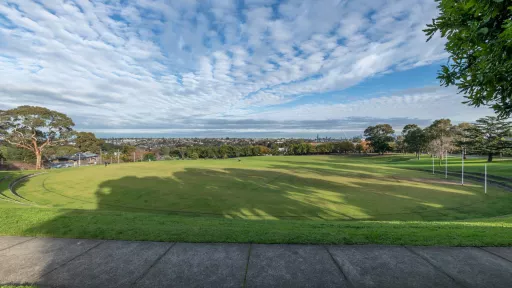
<box><xmin>464</xmin><ymin>116</ymin><xmax>512</xmax><ymax>162</ymax></box>
<box><xmin>0</xmin><ymin>106</ymin><xmax>74</xmax><ymax>169</ymax></box>
<box><xmin>425</xmin><ymin>0</ymin><xmax>512</xmax><ymax>117</ymax></box>
<box><xmin>425</xmin><ymin>119</ymin><xmax>455</xmax><ymax>160</ymax></box>
<box><xmin>402</xmin><ymin>124</ymin><xmax>428</xmax><ymax>159</ymax></box>
<box><xmin>364</xmin><ymin>124</ymin><xmax>395</xmax><ymax>154</ymax></box>
<box><xmin>75</xmin><ymin>132</ymin><xmax>103</xmax><ymax>153</ymax></box>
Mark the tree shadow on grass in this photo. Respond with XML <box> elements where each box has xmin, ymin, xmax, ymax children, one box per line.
<box><xmin>24</xmin><ymin>167</ymin><xmax>512</xmax><ymax>222</ymax></box>
<box><xmin>4</xmin><ymin>167</ymin><xmax>512</xmax><ymax>286</ymax></box>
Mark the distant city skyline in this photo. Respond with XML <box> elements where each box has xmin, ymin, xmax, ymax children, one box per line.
<box><xmin>0</xmin><ymin>0</ymin><xmax>493</xmax><ymax>138</ymax></box>
<box><xmin>95</xmin><ymin>132</ymin><xmax>362</xmax><ymax>140</ymax></box>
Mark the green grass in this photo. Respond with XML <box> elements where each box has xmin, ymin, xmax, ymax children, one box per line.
<box><xmin>390</xmin><ymin>154</ymin><xmax>512</xmax><ymax>179</ymax></box>
<box><xmin>1</xmin><ymin>155</ymin><xmax>512</xmax><ymax>246</ymax></box>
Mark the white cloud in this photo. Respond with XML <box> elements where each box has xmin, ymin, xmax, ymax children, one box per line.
<box><xmin>0</xmin><ymin>0</ymin><xmax>490</xmax><ymax>136</ymax></box>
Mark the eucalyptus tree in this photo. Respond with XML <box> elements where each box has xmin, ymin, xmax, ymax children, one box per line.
<box><xmin>0</xmin><ymin>106</ymin><xmax>74</xmax><ymax>170</ymax></box>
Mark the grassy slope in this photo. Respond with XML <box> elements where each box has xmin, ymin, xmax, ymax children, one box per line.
<box><xmin>1</xmin><ymin>208</ymin><xmax>511</xmax><ymax>246</ymax></box>
<box><xmin>12</xmin><ymin>156</ymin><xmax>512</xmax><ymax>221</ymax></box>
<box><xmin>1</xmin><ymin>155</ymin><xmax>511</xmax><ymax>246</ymax></box>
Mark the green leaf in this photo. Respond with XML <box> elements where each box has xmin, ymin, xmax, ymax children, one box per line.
<box><xmin>478</xmin><ymin>27</ymin><xmax>489</xmax><ymax>34</ymax></box>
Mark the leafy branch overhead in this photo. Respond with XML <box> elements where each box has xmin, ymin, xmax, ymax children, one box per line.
<box><xmin>425</xmin><ymin>0</ymin><xmax>512</xmax><ymax>117</ymax></box>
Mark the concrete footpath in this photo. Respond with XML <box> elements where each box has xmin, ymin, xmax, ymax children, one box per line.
<box><xmin>1</xmin><ymin>236</ymin><xmax>512</xmax><ymax>288</ymax></box>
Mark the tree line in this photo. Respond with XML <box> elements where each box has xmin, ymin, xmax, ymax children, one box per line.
<box><xmin>1</xmin><ymin>106</ymin><xmax>511</xmax><ymax>170</ymax></box>
<box><xmin>113</xmin><ymin>116</ymin><xmax>512</xmax><ymax>163</ymax></box>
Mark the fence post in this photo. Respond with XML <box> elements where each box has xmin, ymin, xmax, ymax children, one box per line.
<box><xmin>445</xmin><ymin>151</ymin><xmax>447</xmax><ymax>179</ymax></box>
<box><xmin>461</xmin><ymin>149</ymin><xmax>464</xmax><ymax>185</ymax></box>
<box><xmin>485</xmin><ymin>163</ymin><xmax>487</xmax><ymax>194</ymax></box>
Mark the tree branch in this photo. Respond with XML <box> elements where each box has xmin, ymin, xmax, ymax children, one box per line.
<box><xmin>4</xmin><ymin>139</ymin><xmax>33</xmax><ymax>151</ymax></box>
<box><xmin>40</xmin><ymin>138</ymin><xmax>52</xmax><ymax>149</ymax></box>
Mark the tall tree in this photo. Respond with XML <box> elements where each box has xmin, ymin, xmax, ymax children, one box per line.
<box><xmin>465</xmin><ymin>116</ymin><xmax>512</xmax><ymax>162</ymax></box>
<box><xmin>425</xmin><ymin>119</ymin><xmax>454</xmax><ymax>160</ymax></box>
<box><xmin>0</xmin><ymin>106</ymin><xmax>74</xmax><ymax>169</ymax></box>
<box><xmin>338</xmin><ymin>141</ymin><xmax>355</xmax><ymax>154</ymax></box>
<box><xmin>75</xmin><ymin>132</ymin><xmax>103</xmax><ymax>153</ymax></box>
<box><xmin>425</xmin><ymin>0</ymin><xmax>512</xmax><ymax>117</ymax></box>
<box><xmin>120</xmin><ymin>145</ymin><xmax>137</xmax><ymax>162</ymax></box>
<box><xmin>402</xmin><ymin>124</ymin><xmax>427</xmax><ymax>159</ymax></box>
<box><xmin>364</xmin><ymin>124</ymin><xmax>395</xmax><ymax>154</ymax></box>
<box><xmin>394</xmin><ymin>135</ymin><xmax>406</xmax><ymax>154</ymax></box>
<box><xmin>453</xmin><ymin>122</ymin><xmax>475</xmax><ymax>158</ymax></box>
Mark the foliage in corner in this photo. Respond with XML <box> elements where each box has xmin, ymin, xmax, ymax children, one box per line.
<box><xmin>425</xmin><ymin>0</ymin><xmax>512</xmax><ymax>117</ymax></box>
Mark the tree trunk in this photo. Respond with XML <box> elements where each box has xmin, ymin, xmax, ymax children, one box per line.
<box><xmin>488</xmin><ymin>153</ymin><xmax>493</xmax><ymax>162</ymax></box>
<box><xmin>35</xmin><ymin>150</ymin><xmax>42</xmax><ymax>170</ymax></box>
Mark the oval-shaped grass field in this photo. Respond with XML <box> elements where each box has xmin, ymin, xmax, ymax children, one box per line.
<box><xmin>15</xmin><ymin>155</ymin><xmax>512</xmax><ymax>221</ymax></box>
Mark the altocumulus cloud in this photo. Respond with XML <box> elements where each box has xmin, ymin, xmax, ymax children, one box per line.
<box><xmin>0</xmin><ymin>0</ymin><xmax>492</xmax><ymax>137</ymax></box>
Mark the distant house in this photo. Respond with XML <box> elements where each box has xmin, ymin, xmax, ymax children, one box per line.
<box><xmin>52</xmin><ymin>152</ymin><xmax>99</xmax><ymax>165</ymax></box>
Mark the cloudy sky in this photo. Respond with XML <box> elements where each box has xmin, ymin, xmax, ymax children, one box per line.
<box><xmin>0</xmin><ymin>0</ymin><xmax>493</xmax><ymax>138</ymax></box>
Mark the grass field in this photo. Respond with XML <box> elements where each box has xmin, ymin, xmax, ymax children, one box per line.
<box><xmin>1</xmin><ymin>155</ymin><xmax>511</xmax><ymax>246</ymax></box>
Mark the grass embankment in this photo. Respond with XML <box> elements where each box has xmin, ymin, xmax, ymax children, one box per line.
<box><xmin>1</xmin><ymin>207</ymin><xmax>511</xmax><ymax>246</ymax></box>
<box><xmin>0</xmin><ymin>155</ymin><xmax>511</xmax><ymax>246</ymax></box>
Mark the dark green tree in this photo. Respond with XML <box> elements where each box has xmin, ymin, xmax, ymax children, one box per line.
<box><xmin>44</xmin><ymin>145</ymin><xmax>79</xmax><ymax>159</ymax></box>
<box><xmin>160</xmin><ymin>146</ymin><xmax>171</xmax><ymax>157</ymax></box>
<box><xmin>402</xmin><ymin>124</ymin><xmax>428</xmax><ymax>159</ymax></box>
<box><xmin>271</xmin><ymin>144</ymin><xmax>280</xmax><ymax>155</ymax></box>
<box><xmin>364</xmin><ymin>124</ymin><xmax>395</xmax><ymax>154</ymax></box>
<box><xmin>75</xmin><ymin>132</ymin><xmax>103</xmax><ymax>153</ymax></box>
<box><xmin>425</xmin><ymin>0</ymin><xmax>512</xmax><ymax>117</ymax></box>
<box><xmin>338</xmin><ymin>141</ymin><xmax>355</xmax><ymax>154</ymax></box>
<box><xmin>355</xmin><ymin>143</ymin><xmax>364</xmax><ymax>154</ymax></box>
<box><xmin>0</xmin><ymin>106</ymin><xmax>74</xmax><ymax>169</ymax></box>
<box><xmin>465</xmin><ymin>116</ymin><xmax>512</xmax><ymax>162</ymax></box>
<box><xmin>143</xmin><ymin>152</ymin><xmax>156</xmax><ymax>161</ymax></box>
<box><xmin>188</xmin><ymin>152</ymin><xmax>199</xmax><ymax>160</ymax></box>
<box><xmin>453</xmin><ymin>122</ymin><xmax>475</xmax><ymax>157</ymax></box>
<box><xmin>120</xmin><ymin>145</ymin><xmax>136</xmax><ymax>162</ymax></box>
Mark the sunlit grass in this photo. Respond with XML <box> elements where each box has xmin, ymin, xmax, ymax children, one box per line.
<box><xmin>8</xmin><ymin>156</ymin><xmax>512</xmax><ymax>220</ymax></box>
<box><xmin>1</xmin><ymin>155</ymin><xmax>511</xmax><ymax>245</ymax></box>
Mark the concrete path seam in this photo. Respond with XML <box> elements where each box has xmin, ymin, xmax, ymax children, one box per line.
<box><xmin>478</xmin><ymin>247</ymin><xmax>512</xmax><ymax>264</ymax></box>
<box><xmin>404</xmin><ymin>246</ymin><xmax>467</xmax><ymax>288</ymax></box>
<box><xmin>323</xmin><ymin>245</ymin><xmax>354</xmax><ymax>288</ymax></box>
<box><xmin>242</xmin><ymin>243</ymin><xmax>252</xmax><ymax>288</ymax></box>
<box><xmin>0</xmin><ymin>237</ymin><xmax>35</xmax><ymax>252</ymax></box>
<box><xmin>130</xmin><ymin>242</ymin><xmax>177</xmax><ymax>287</ymax></box>
<box><xmin>37</xmin><ymin>240</ymin><xmax>105</xmax><ymax>280</ymax></box>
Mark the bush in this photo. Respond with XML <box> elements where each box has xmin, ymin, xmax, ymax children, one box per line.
<box><xmin>143</xmin><ymin>152</ymin><xmax>156</xmax><ymax>161</ymax></box>
<box><xmin>189</xmin><ymin>152</ymin><xmax>199</xmax><ymax>160</ymax></box>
